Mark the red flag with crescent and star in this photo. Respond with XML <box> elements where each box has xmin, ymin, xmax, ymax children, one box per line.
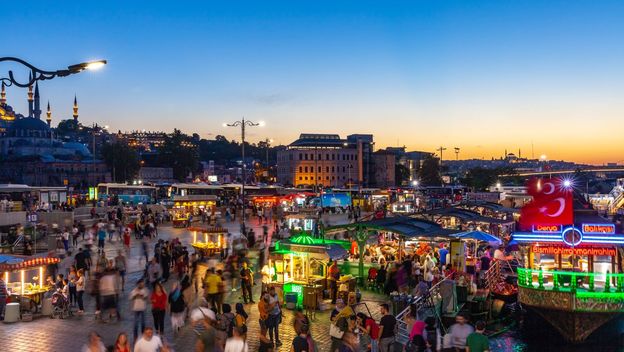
<box><xmin>519</xmin><ymin>177</ymin><xmax>573</xmax><ymax>231</ymax></box>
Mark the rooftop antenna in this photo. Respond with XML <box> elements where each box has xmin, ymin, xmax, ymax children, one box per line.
<box><xmin>454</xmin><ymin>147</ymin><xmax>460</xmax><ymax>160</ymax></box>
<box><xmin>531</xmin><ymin>141</ymin><xmax>535</xmax><ymax>159</ymax></box>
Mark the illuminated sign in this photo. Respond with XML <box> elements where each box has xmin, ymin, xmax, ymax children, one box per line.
<box><xmin>532</xmin><ymin>225</ymin><xmax>562</xmax><ymax>233</ymax></box>
<box><xmin>582</xmin><ymin>224</ymin><xmax>615</xmax><ymax>235</ymax></box>
<box><xmin>532</xmin><ymin>245</ymin><xmax>616</xmax><ymax>257</ymax></box>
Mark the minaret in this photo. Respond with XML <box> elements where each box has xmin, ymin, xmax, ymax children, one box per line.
<box><xmin>33</xmin><ymin>81</ymin><xmax>42</xmax><ymax>119</ymax></box>
<box><xmin>27</xmin><ymin>73</ymin><xmax>34</xmax><ymax>117</ymax></box>
<box><xmin>73</xmin><ymin>95</ymin><xmax>79</xmax><ymax>123</ymax></box>
<box><xmin>0</xmin><ymin>81</ymin><xmax>6</xmax><ymax>105</ymax></box>
<box><xmin>46</xmin><ymin>101</ymin><xmax>52</xmax><ymax>127</ymax></box>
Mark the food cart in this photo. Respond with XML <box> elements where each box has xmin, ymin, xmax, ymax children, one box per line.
<box><xmin>268</xmin><ymin>234</ymin><xmax>351</xmax><ymax>309</ymax></box>
<box><xmin>189</xmin><ymin>227</ymin><xmax>226</xmax><ymax>256</ymax></box>
<box><xmin>0</xmin><ymin>255</ymin><xmax>60</xmax><ymax>315</ymax></box>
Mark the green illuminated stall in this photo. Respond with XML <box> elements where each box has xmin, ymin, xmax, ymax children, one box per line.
<box><xmin>269</xmin><ymin>234</ymin><xmax>350</xmax><ymax>309</ymax></box>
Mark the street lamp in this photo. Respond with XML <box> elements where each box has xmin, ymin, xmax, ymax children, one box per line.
<box><xmin>0</xmin><ymin>57</ymin><xmax>107</xmax><ymax>87</ymax></box>
<box><xmin>224</xmin><ymin>118</ymin><xmax>262</xmax><ymax>232</ymax></box>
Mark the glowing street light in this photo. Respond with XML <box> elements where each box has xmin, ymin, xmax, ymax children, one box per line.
<box><xmin>0</xmin><ymin>57</ymin><xmax>107</xmax><ymax>87</ymax></box>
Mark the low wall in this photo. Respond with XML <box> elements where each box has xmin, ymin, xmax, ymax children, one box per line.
<box><xmin>0</xmin><ymin>211</ymin><xmax>27</xmax><ymax>227</ymax></box>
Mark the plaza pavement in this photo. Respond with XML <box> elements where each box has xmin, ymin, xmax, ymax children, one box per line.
<box><xmin>0</xmin><ymin>212</ymin><xmax>388</xmax><ymax>352</ymax></box>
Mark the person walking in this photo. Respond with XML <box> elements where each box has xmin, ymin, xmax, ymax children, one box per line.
<box><xmin>147</xmin><ymin>257</ymin><xmax>162</xmax><ymax>289</ymax></box>
<box><xmin>239</xmin><ymin>262</ymin><xmax>254</xmax><ymax>304</ymax></box>
<box><xmin>134</xmin><ymin>327</ymin><xmax>167</xmax><ymax>352</ymax></box>
<box><xmin>81</xmin><ymin>331</ymin><xmax>107</xmax><ymax>352</ymax></box>
<box><xmin>466</xmin><ymin>320</ymin><xmax>489</xmax><ymax>352</ymax></box>
<box><xmin>267</xmin><ymin>286</ymin><xmax>282</xmax><ymax>347</ymax></box>
<box><xmin>131</xmin><ymin>279</ymin><xmax>150</xmax><ymax>341</ymax></box>
<box><xmin>448</xmin><ymin>313</ymin><xmax>474</xmax><ymax>352</ymax></box>
<box><xmin>203</xmin><ymin>268</ymin><xmax>223</xmax><ymax>313</ymax></box>
<box><xmin>150</xmin><ymin>283</ymin><xmax>167</xmax><ymax>336</ymax></box>
<box><xmin>113</xmin><ymin>332</ymin><xmax>131</xmax><ymax>352</ymax></box>
<box><xmin>76</xmin><ymin>268</ymin><xmax>86</xmax><ymax>314</ymax></box>
<box><xmin>115</xmin><ymin>250</ymin><xmax>127</xmax><ymax>291</ymax></box>
<box><xmin>168</xmin><ymin>282</ymin><xmax>186</xmax><ymax>335</ymax></box>
<box><xmin>377</xmin><ymin>303</ymin><xmax>396</xmax><ymax>352</ymax></box>
<box><xmin>97</xmin><ymin>225</ymin><xmax>106</xmax><ymax>254</ymax></box>
<box><xmin>224</xmin><ymin>326</ymin><xmax>248</xmax><ymax>352</ymax></box>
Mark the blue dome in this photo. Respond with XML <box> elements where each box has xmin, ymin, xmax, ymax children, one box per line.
<box><xmin>8</xmin><ymin>117</ymin><xmax>50</xmax><ymax>132</ymax></box>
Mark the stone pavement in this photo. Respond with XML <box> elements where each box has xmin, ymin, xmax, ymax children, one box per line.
<box><xmin>0</xmin><ymin>213</ymin><xmax>388</xmax><ymax>351</ymax></box>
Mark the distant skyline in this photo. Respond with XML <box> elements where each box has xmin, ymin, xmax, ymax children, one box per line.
<box><xmin>3</xmin><ymin>1</ymin><xmax>624</xmax><ymax>165</ymax></box>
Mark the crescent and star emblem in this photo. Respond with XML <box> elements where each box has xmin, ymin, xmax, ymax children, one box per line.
<box><xmin>539</xmin><ymin>197</ymin><xmax>565</xmax><ymax>217</ymax></box>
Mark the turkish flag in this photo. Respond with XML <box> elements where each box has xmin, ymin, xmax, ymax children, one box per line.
<box><xmin>519</xmin><ymin>178</ymin><xmax>573</xmax><ymax>230</ymax></box>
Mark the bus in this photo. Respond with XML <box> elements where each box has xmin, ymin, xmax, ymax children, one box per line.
<box><xmin>97</xmin><ymin>183</ymin><xmax>157</xmax><ymax>205</ymax></box>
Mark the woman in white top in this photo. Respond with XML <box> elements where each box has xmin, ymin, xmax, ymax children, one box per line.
<box><xmin>224</xmin><ymin>325</ymin><xmax>248</xmax><ymax>352</ymax></box>
<box><xmin>76</xmin><ymin>269</ymin><xmax>86</xmax><ymax>313</ymax></box>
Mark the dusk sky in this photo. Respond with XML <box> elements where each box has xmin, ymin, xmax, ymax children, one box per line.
<box><xmin>3</xmin><ymin>1</ymin><xmax>624</xmax><ymax>164</ymax></box>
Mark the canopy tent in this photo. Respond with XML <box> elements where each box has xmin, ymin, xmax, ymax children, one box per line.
<box><xmin>0</xmin><ymin>255</ymin><xmax>60</xmax><ymax>272</ymax></box>
<box><xmin>459</xmin><ymin>200</ymin><xmax>520</xmax><ymax>214</ymax></box>
<box><xmin>325</xmin><ymin>216</ymin><xmax>460</xmax><ymax>239</ymax></box>
<box><xmin>419</xmin><ymin>208</ymin><xmax>513</xmax><ymax>225</ymax></box>
<box><xmin>451</xmin><ymin>230</ymin><xmax>502</xmax><ymax>244</ymax></box>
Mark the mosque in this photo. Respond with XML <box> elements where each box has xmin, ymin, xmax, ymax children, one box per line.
<box><xmin>0</xmin><ymin>81</ymin><xmax>110</xmax><ymax>188</ymax></box>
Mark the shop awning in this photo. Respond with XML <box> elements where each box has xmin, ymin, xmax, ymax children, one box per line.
<box><xmin>451</xmin><ymin>230</ymin><xmax>502</xmax><ymax>244</ymax></box>
<box><xmin>419</xmin><ymin>208</ymin><xmax>513</xmax><ymax>224</ymax></box>
<box><xmin>325</xmin><ymin>216</ymin><xmax>460</xmax><ymax>239</ymax></box>
<box><xmin>326</xmin><ymin>244</ymin><xmax>349</xmax><ymax>260</ymax></box>
<box><xmin>0</xmin><ymin>255</ymin><xmax>60</xmax><ymax>271</ymax></box>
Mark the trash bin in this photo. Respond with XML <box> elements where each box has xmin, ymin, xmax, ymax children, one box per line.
<box><xmin>3</xmin><ymin>303</ymin><xmax>20</xmax><ymax>323</ymax></box>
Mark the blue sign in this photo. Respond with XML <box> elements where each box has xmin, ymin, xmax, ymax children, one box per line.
<box><xmin>320</xmin><ymin>193</ymin><xmax>352</xmax><ymax>207</ymax></box>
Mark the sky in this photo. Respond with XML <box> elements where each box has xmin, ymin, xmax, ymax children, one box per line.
<box><xmin>3</xmin><ymin>1</ymin><xmax>624</xmax><ymax>164</ymax></box>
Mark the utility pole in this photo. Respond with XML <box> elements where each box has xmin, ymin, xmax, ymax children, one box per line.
<box><xmin>437</xmin><ymin>146</ymin><xmax>447</xmax><ymax>164</ymax></box>
<box><xmin>454</xmin><ymin>147</ymin><xmax>460</xmax><ymax>160</ymax></box>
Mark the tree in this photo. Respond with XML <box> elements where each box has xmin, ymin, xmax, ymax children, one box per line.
<box><xmin>101</xmin><ymin>141</ymin><xmax>140</xmax><ymax>183</ymax></box>
<box><xmin>462</xmin><ymin>166</ymin><xmax>516</xmax><ymax>191</ymax></box>
<box><xmin>395</xmin><ymin>164</ymin><xmax>410</xmax><ymax>186</ymax></box>
<box><xmin>158</xmin><ymin>129</ymin><xmax>200</xmax><ymax>181</ymax></box>
<box><xmin>418</xmin><ymin>155</ymin><xmax>442</xmax><ymax>186</ymax></box>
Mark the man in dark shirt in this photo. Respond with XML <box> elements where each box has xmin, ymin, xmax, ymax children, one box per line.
<box><xmin>239</xmin><ymin>262</ymin><xmax>254</xmax><ymax>303</ymax></box>
<box><xmin>292</xmin><ymin>324</ymin><xmax>309</xmax><ymax>352</ymax></box>
<box><xmin>378</xmin><ymin>303</ymin><xmax>396</xmax><ymax>352</ymax></box>
<box><xmin>74</xmin><ymin>248</ymin><xmax>87</xmax><ymax>271</ymax></box>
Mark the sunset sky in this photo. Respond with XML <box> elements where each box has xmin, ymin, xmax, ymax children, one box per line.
<box><xmin>3</xmin><ymin>1</ymin><xmax>624</xmax><ymax>164</ymax></box>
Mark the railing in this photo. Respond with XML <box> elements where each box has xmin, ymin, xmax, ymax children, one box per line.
<box><xmin>517</xmin><ymin>268</ymin><xmax>624</xmax><ymax>294</ymax></box>
<box><xmin>395</xmin><ymin>275</ymin><xmax>452</xmax><ymax>345</ymax></box>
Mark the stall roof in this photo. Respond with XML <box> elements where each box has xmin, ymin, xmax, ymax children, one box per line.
<box><xmin>419</xmin><ymin>208</ymin><xmax>513</xmax><ymax>224</ymax></box>
<box><xmin>451</xmin><ymin>230</ymin><xmax>502</xmax><ymax>244</ymax></box>
<box><xmin>460</xmin><ymin>201</ymin><xmax>520</xmax><ymax>214</ymax></box>
<box><xmin>325</xmin><ymin>216</ymin><xmax>459</xmax><ymax>239</ymax></box>
<box><xmin>0</xmin><ymin>255</ymin><xmax>60</xmax><ymax>271</ymax></box>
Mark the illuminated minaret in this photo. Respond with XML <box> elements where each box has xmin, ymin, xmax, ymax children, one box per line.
<box><xmin>73</xmin><ymin>95</ymin><xmax>79</xmax><ymax>123</ymax></box>
<box><xmin>27</xmin><ymin>73</ymin><xmax>34</xmax><ymax>117</ymax></box>
<box><xmin>33</xmin><ymin>81</ymin><xmax>42</xmax><ymax>119</ymax></box>
<box><xmin>46</xmin><ymin>101</ymin><xmax>52</xmax><ymax>127</ymax></box>
<box><xmin>0</xmin><ymin>81</ymin><xmax>6</xmax><ymax>105</ymax></box>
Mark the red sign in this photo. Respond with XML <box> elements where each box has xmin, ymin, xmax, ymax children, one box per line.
<box><xmin>532</xmin><ymin>245</ymin><xmax>616</xmax><ymax>257</ymax></box>
<box><xmin>520</xmin><ymin>178</ymin><xmax>573</xmax><ymax>231</ymax></box>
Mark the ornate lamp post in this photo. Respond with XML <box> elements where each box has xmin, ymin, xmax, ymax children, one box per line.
<box><xmin>0</xmin><ymin>57</ymin><xmax>106</xmax><ymax>87</ymax></box>
<box><xmin>224</xmin><ymin>118</ymin><xmax>264</xmax><ymax>233</ymax></box>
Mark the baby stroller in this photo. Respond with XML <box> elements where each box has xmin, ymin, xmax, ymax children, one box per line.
<box><xmin>51</xmin><ymin>291</ymin><xmax>72</xmax><ymax>319</ymax></box>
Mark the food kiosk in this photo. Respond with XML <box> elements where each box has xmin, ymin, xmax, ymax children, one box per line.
<box><xmin>268</xmin><ymin>234</ymin><xmax>350</xmax><ymax>309</ymax></box>
<box><xmin>1</xmin><ymin>255</ymin><xmax>60</xmax><ymax>315</ymax></box>
<box><xmin>190</xmin><ymin>227</ymin><xmax>226</xmax><ymax>256</ymax></box>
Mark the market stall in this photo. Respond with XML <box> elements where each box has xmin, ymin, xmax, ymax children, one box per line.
<box><xmin>0</xmin><ymin>255</ymin><xmax>60</xmax><ymax>316</ymax></box>
<box><xmin>189</xmin><ymin>227</ymin><xmax>226</xmax><ymax>256</ymax></box>
<box><xmin>268</xmin><ymin>234</ymin><xmax>351</xmax><ymax>309</ymax></box>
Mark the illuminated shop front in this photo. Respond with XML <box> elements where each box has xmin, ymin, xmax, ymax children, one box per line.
<box><xmin>190</xmin><ymin>227</ymin><xmax>226</xmax><ymax>256</ymax></box>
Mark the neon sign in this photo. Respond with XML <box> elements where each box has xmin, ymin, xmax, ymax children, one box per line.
<box><xmin>582</xmin><ymin>224</ymin><xmax>615</xmax><ymax>235</ymax></box>
<box><xmin>532</xmin><ymin>225</ymin><xmax>562</xmax><ymax>233</ymax></box>
<box><xmin>531</xmin><ymin>245</ymin><xmax>616</xmax><ymax>256</ymax></box>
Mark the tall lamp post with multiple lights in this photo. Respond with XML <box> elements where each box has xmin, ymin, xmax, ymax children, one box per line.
<box><xmin>224</xmin><ymin>118</ymin><xmax>264</xmax><ymax>232</ymax></box>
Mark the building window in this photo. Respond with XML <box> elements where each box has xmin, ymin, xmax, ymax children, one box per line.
<box><xmin>331</xmin><ymin>166</ymin><xmax>335</xmax><ymax>172</ymax></box>
<box><xmin>355</xmin><ymin>155</ymin><xmax>357</xmax><ymax>161</ymax></box>
<box><xmin>304</xmin><ymin>176</ymin><xmax>308</xmax><ymax>180</ymax></box>
<box><xmin>332</xmin><ymin>176</ymin><xmax>335</xmax><ymax>180</ymax></box>
<box><xmin>299</xmin><ymin>153</ymin><xmax>303</xmax><ymax>160</ymax></box>
<box><xmin>299</xmin><ymin>166</ymin><xmax>303</xmax><ymax>173</ymax></box>
<box><xmin>304</xmin><ymin>166</ymin><xmax>308</xmax><ymax>173</ymax></box>
<box><xmin>326</xmin><ymin>176</ymin><xmax>329</xmax><ymax>180</ymax></box>
<box><xmin>326</xmin><ymin>166</ymin><xmax>329</xmax><ymax>173</ymax></box>
<box><xmin>326</xmin><ymin>154</ymin><xmax>329</xmax><ymax>160</ymax></box>
<box><xmin>342</xmin><ymin>166</ymin><xmax>346</xmax><ymax>172</ymax></box>
<box><xmin>318</xmin><ymin>166</ymin><xmax>321</xmax><ymax>173</ymax></box>
<box><xmin>332</xmin><ymin>154</ymin><xmax>335</xmax><ymax>160</ymax></box>
<box><xmin>304</xmin><ymin>154</ymin><xmax>308</xmax><ymax>160</ymax></box>
<box><xmin>299</xmin><ymin>177</ymin><xmax>302</xmax><ymax>180</ymax></box>
<box><xmin>318</xmin><ymin>176</ymin><xmax>321</xmax><ymax>180</ymax></box>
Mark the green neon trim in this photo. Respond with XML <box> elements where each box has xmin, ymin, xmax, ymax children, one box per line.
<box><xmin>576</xmin><ymin>291</ymin><xmax>624</xmax><ymax>300</ymax></box>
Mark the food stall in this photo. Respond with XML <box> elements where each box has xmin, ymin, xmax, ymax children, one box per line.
<box><xmin>285</xmin><ymin>213</ymin><xmax>318</xmax><ymax>233</ymax></box>
<box><xmin>1</xmin><ymin>255</ymin><xmax>60</xmax><ymax>315</ymax></box>
<box><xmin>268</xmin><ymin>234</ymin><xmax>351</xmax><ymax>309</ymax></box>
<box><xmin>190</xmin><ymin>227</ymin><xmax>226</xmax><ymax>256</ymax></box>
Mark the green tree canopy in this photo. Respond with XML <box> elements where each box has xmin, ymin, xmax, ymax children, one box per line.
<box><xmin>395</xmin><ymin>164</ymin><xmax>410</xmax><ymax>186</ymax></box>
<box><xmin>418</xmin><ymin>155</ymin><xmax>442</xmax><ymax>186</ymax></box>
<box><xmin>101</xmin><ymin>141</ymin><xmax>140</xmax><ymax>183</ymax></box>
<box><xmin>158</xmin><ymin>129</ymin><xmax>200</xmax><ymax>181</ymax></box>
<box><xmin>462</xmin><ymin>166</ymin><xmax>516</xmax><ymax>191</ymax></box>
